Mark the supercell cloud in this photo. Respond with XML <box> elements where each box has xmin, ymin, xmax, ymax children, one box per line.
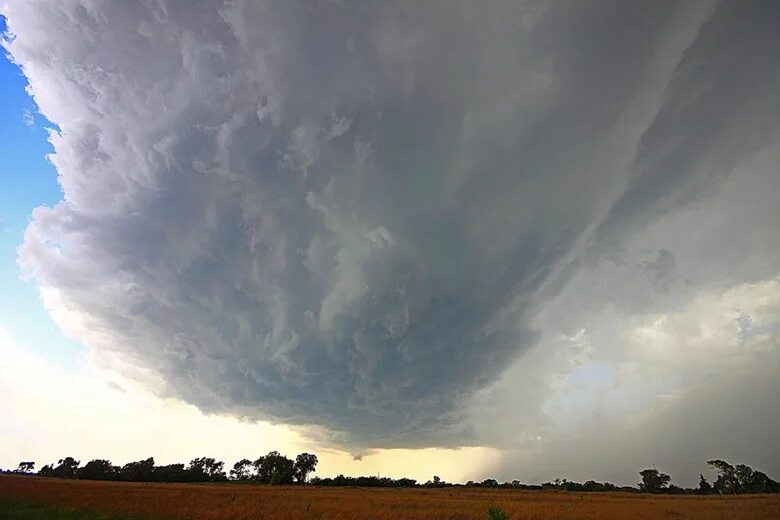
<box><xmin>3</xmin><ymin>0</ymin><xmax>780</xmax><ymax>461</ymax></box>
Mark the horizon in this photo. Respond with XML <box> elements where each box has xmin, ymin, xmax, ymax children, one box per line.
<box><xmin>4</xmin><ymin>450</ymin><xmax>773</xmax><ymax>491</ymax></box>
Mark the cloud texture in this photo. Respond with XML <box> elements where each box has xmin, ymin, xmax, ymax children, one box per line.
<box><xmin>4</xmin><ymin>0</ymin><xmax>780</xmax><ymax>468</ymax></box>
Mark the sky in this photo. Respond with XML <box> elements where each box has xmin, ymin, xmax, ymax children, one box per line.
<box><xmin>0</xmin><ymin>0</ymin><xmax>778</xmax><ymax>487</ymax></box>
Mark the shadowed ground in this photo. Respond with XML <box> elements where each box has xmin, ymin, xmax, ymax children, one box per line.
<box><xmin>0</xmin><ymin>498</ymin><xmax>160</xmax><ymax>519</ymax></box>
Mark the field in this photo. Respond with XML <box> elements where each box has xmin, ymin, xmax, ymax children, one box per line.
<box><xmin>0</xmin><ymin>499</ymin><xmax>155</xmax><ymax>519</ymax></box>
<box><xmin>1</xmin><ymin>475</ymin><xmax>779</xmax><ymax>520</ymax></box>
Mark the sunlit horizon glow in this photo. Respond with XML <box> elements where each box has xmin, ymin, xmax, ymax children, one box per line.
<box><xmin>0</xmin><ymin>326</ymin><xmax>499</xmax><ymax>483</ymax></box>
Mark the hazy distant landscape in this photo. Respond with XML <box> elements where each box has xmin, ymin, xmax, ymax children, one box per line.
<box><xmin>4</xmin><ymin>453</ymin><xmax>779</xmax><ymax>495</ymax></box>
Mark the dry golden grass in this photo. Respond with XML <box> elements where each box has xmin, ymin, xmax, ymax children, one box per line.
<box><xmin>1</xmin><ymin>475</ymin><xmax>779</xmax><ymax>519</ymax></box>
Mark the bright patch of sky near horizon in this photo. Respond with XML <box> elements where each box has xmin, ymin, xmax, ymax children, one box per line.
<box><xmin>0</xmin><ymin>1</ymin><xmax>778</xmax><ymax>488</ymax></box>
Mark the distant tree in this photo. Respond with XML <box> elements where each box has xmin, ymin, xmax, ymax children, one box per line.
<box><xmin>119</xmin><ymin>457</ymin><xmax>155</xmax><ymax>482</ymax></box>
<box><xmin>16</xmin><ymin>462</ymin><xmax>34</xmax><ymax>474</ymax></box>
<box><xmin>253</xmin><ymin>451</ymin><xmax>294</xmax><ymax>484</ymax></box>
<box><xmin>293</xmin><ymin>453</ymin><xmax>318</xmax><ymax>483</ymax></box>
<box><xmin>708</xmin><ymin>460</ymin><xmax>779</xmax><ymax>494</ymax></box>
<box><xmin>78</xmin><ymin>459</ymin><xmax>116</xmax><ymax>481</ymax></box>
<box><xmin>154</xmin><ymin>464</ymin><xmax>186</xmax><ymax>482</ymax></box>
<box><xmin>734</xmin><ymin>464</ymin><xmax>755</xmax><ymax>494</ymax></box>
<box><xmin>230</xmin><ymin>459</ymin><xmax>253</xmax><ymax>481</ymax></box>
<box><xmin>38</xmin><ymin>464</ymin><xmax>54</xmax><ymax>477</ymax></box>
<box><xmin>187</xmin><ymin>457</ymin><xmax>226</xmax><ymax>482</ymax></box>
<box><xmin>639</xmin><ymin>469</ymin><xmax>671</xmax><ymax>493</ymax></box>
<box><xmin>52</xmin><ymin>457</ymin><xmax>80</xmax><ymax>479</ymax></box>
<box><xmin>708</xmin><ymin>460</ymin><xmax>739</xmax><ymax>494</ymax></box>
<box><xmin>698</xmin><ymin>474</ymin><xmax>712</xmax><ymax>494</ymax></box>
<box><xmin>252</xmin><ymin>454</ymin><xmax>267</xmax><ymax>482</ymax></box>
<box><xmin>746</xmin><ymin>470</ymin><xmax>779</xmax><ymax>494</ymax></box>
<box><xmin>583</xmin><ymin>480</ymin><xmax>600</xmax><ymax>492</ymax></box>
<box><xmin>666</xmin><ymin>484</ymin><xmax>684</xmax><ymax>495</ymax></box>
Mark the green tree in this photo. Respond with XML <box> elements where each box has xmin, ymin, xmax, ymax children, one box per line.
<box><xmin>230</xmin><ymin>459</ymin><xmax>254</xmax><ymax>480</ymax></box>
<box><xmin>708</xmin><ymin>459</ymin><xmax>738</xmax><ymax>494</ymax></box>
<box><xmin>293</xmin><ymin>453</ymin><xmax>318</xmax><ymax>483</ymax></box>
<box><xmin>16</xmin><ymin>461</ymin><xmax>34</xmax><ymax>474</ymax></box>
<box><xmin>698</xmin><ymin>474</ymin><xmax>712</xmax><ymax>494</ymax></box>
<box><xmin>187</xmin><ymin>457</ymin><xmax>226</xmax><ymax>482</ymax></box>
<box><xmin>119</xmin><ymin>457</ymin><xmax>155</xmax><ymax>482</ymax></box>
<box><xmin>639</xmin><ymin>468</ymin><xmax>671</xmax><ymax>493</ymax></box>
<box><xmin>154</xmin><ymin>463</ymin><xmax>186</xmax><ymax>482</ymax></box>
<box><xmin>253</xmin><ymin>451</ymin><xmax>294</xmax><ymax>484</ymax></box>
<box><xmin>78</xmin><ymin>459</ymin><xmax>116</xmax><ymax>481</ymax></box>
<box><xmin>52</xmin><ymin>457</ymin><xmax>80</xmax><ymax>479</ymax></box>
<box><xmin>708</xmin><ymin>460</ymin><xmax>779</xmax><ymax>494</ymax></box>
<box><xmin>744</xmin><ymin>470</ymin><xmax>779</xmax><ymax>494</ymax></box>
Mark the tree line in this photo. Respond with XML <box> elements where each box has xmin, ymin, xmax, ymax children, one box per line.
<box><xmin>6</xmin><ymin>455</ymin><xmax>778</xmax><ymax>494</ymax></box>
<box><xmin>638</xmin><ymin>461</ymin><xmax>779</xmax><ymax>495</ymax></box>
<box><xmin>9</xmin><ymin>451</ymin><xmax>318</xmax><ymax>485</ymax></box>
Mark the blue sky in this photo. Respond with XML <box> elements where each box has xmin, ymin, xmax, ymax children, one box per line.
<box><xmin>0</xmin><ymin>15</ymin><xmax>83</xmax><ymax>367</ymax></box>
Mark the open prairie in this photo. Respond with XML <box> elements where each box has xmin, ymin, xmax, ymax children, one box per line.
<box><xmin>1</xmin><ymin>475</ymin><xmax>779</xmax><ymax>520</ymax></box>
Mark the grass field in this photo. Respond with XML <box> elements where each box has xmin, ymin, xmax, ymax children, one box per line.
<box><xmin>1</xmin><ymin>475</ymin><xmax>779</xmax><ymax>519</ymax></box>
<box><xmin>0</xmin><ymin>499</ymin><xmax>160</xmax><ymax>519</ymax></box>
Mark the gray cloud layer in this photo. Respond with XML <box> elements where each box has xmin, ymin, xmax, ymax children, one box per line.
<box><xmin>4</xmin><ymin>0</ymin><xmax>780</xmax><ymax>467</ymax></box>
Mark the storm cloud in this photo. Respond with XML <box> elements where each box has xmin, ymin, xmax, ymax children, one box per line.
<box><xmin>4</xmin><ymin>0</ymin><xmax>780</xmax><ymax>462</ymax></box>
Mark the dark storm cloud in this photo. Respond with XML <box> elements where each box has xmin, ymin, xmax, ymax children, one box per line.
<box><xmin>595</xmin><ymin>0</ymin><xmax>780</xmax><ymax>249</ymax></box>
<box><xmin>4</xmin><ymin>0</ymin><xmax>778</xmax><ymax>450</ymax></box>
